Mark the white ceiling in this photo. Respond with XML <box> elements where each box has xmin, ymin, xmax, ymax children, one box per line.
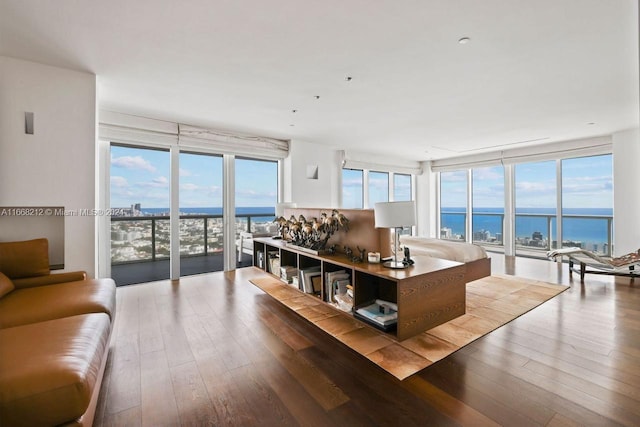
<box><xmin>1</xmin><ymin>0</ymin><xmax>638</xmax><ymax>161</ymax></box>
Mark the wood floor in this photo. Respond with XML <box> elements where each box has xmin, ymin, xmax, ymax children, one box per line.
<box><xmin>94</xmin><ymin>255</ymin><xmax>640</xmax><ymax>426</ymax></box>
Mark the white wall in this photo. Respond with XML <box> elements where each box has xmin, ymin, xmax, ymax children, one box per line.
<box><xmin>284</xmin><ymin>139</ymin><xmax>341</xmax><ymax>208</ymax></box>
<box><xmin>0</xmin><ymin>56</ymin><xmax>97</xmax><ymax>276</ymax></box>
<box><xmin>612</xmin><ymin>128</ymin><xmax>640</xmax><ymax>255</ymax></box>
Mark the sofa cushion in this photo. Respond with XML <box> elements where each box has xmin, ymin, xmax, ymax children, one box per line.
<box><xmin>0</xmin><ymin>272</ymin><xmax>14</xmax><ymax>298</ymax></box>
<box><xmin>0</xmin><ymin>278</ymin><xmax>116</xmax><ymax>329</ymax></box>
<box><xmin>0</xmin><ymin>313</ymin><xmax>111</xmax><ymax>427</ymax></box>
<box><xmin>0</xmin><ymin>238</ymin><xmax>50</xmax><ymax>279</ymax></box>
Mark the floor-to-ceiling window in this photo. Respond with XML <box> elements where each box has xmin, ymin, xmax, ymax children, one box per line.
<box><xmin>110</xmin><ymin>144</ymin><xmax>171</xmax><ymax>285</ymax></box>
<box><xmin>368</xmin><ymin>171</ymin><xmax>389</xmax><ymax>207</ymax></box>
<box><xmin>437</xmin><ymin>151</ymin><xmax>614</xmax><ymax>257</ymax></box>
<box><xmin>393</xmin><ymin>173</ymin><xmax>412</xmax><ymax>202</ymax></box>
<box><xmin>179</xmin><ymin>152</ymin><xmax>224</xmax><ymax>276</ymax></box>
<box><xmin>472</xmin><ymin>166</ymin><xmax>505</xmax><ymax>246</ymax></box>
<box><xmin>342</xmin><ymin>168</ymin><xmax>364</xmax><ymax>209</ymax></box>
<box><xmin>235</xmin><ymin>157</ymin><xmax>278</xmax><ymax>266</ymax></box>
<box><xmin>561</xmin><ymin>154</ymin><xmax>613</xmax><ymax>255</ymax></box>
<box><xmin>440</xmin><ymin>170</ymin><xmax>467</xmax><ymax>241</ymax></box>
<box><xmin>109</xmin><ymin>145</ymin><xmax>281</xmax><ymax>285</ymax></box>
<box><xmin>514</xmin><ymin>160</ymin><xmax>557</xmax><ymax>256</ymax></box>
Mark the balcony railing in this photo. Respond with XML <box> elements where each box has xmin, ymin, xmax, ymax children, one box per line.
<box><xmin>440</xmin><ymin>212</ymin><xmax>613</xmax><ymax>256</ymax></box>
<box><xmin>110</xmin><ymin>212</ymin><xmax>275</xmax><ymax>264</ymax></box>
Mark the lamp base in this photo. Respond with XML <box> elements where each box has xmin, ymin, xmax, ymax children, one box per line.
<box><xmin>382</xmin><ymin>260</ymin><xmax>409</xmax><ymax>269</ymax></box>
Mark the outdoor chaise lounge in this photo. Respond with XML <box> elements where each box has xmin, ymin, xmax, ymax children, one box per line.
<box><xmin>547</xmin><ymin>247</ymin><xmax>640</xmax><ymax>281</ymax></box>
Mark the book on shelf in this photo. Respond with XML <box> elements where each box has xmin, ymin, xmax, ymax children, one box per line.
<box><xmin>267</xmin><ymin>254</ymin><xmax>280</xmax><ymax>275</ymax></box>
<box><xmin>355</xmin><ymin>299</ymin><xmax>398</xmax><ymax>327</ymax></box>
<box><xmin>324</xmin><ymin>270</ymin><xmax>350</xmax><ymax>303</ymax></box>
<box><xmin>310</xmin><ymin>275</ymin><xmax>322</xmax><ymax>295</ymax></box>
<box><xmin>280</xmin><ymin>265</ymin><xmax>298</xmax><ymax>284</ymax></box>
<box><xmin>299</xmin><ymin>266</ymin><xmax>321</xmax><ymax>294</ymax></box>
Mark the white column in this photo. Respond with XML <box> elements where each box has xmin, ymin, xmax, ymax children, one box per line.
<box><xmin>503</xmin><ymin>164</ymin><xmax>515</xmax><ymax>256</ymax></box>
<box><xmin>96</xmin><ymin>139</ymin><xmax>111</xmax><ymax>278</ymax></box>
<box><xmin>170</xmin><ymin>146</ymin><xmax>180</xmax><ymax>279</ymax></box>
<box><xmin>415</xmin><ymin>162</ymin><xmax>433</xmax><ymax>237</ymax></box>
<box><xmin>223</xmin><ymin>154</ymin><xmax>236</xmax><ymax>271</ymax></box>
<box><xmin>466</xmin><ymin>169</ymin><xmax>472</xmax><ymax>243</ymax></box>
<box><xmin>555</xmin><ymin>159</ymin><xmax>563</xmax><ymax>255</ymax></box>
<box><xmin>613</xmin><ymin>128</ymin><xmax>640</xmax><ymax>255</ymax></box>
<box><xmin>362</xmin><ymin>169</ymin><xmax>370</xmax><ymax>209</ymax></box>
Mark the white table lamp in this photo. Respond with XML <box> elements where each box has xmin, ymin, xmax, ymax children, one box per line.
<box><xmin>374</xmin><ymin>201</ymin><xmax>416</xmax><ymax>268</ymax></box>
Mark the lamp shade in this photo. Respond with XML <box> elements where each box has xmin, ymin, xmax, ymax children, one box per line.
<box><xmin>374</xmin><ymin>201</ymin><xmax>416</xmax><ymax>228</ymax></box>
<box><xmin>275</xmin><ymin>202</ymin><xmax>297</xmax><ymax>217</ymax></box>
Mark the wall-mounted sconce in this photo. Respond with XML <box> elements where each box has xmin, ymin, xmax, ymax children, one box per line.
<box><xmin>25</xmin><ymin>112</ymin><xmax>34</xmax><ymax>135</ymax></box>
<box><xmin>306</xmin><ymin>164</ymin><xmax>318</xmax><ymax>180</ymax></box>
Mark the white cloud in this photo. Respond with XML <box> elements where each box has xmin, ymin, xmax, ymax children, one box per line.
<box><xmin>180</xmin><ymin>183</ymin><xmax>200</xmax><ymax>191</ymax></box>
<box><xmin>111</xmin><ymin>155</ymin><xmax>156</xmax><ymax>173</ymax></box>
<box><xmin>110</xmin><ymin>176</ymin><xmax>129</xmax><ymax>188</ymax></box>
<box><xmin>179</xmin><ymin>168</ymin><xmax>193</xmax><ymax>177</ymax></box>
<box><xmin>153</xmin><ymin>176</ymin><xmax>168</xmax><ymax>185</ymax></box>
<box><xmin>139</xmin><ymin>176</ymin><xmax>169</xmax><ymax>188</ymax></box>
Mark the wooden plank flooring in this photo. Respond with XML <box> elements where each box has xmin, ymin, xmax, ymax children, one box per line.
<box><xmin>94</xmin><ymin>255</ymin><xmax>640</xmax><ymax>426</ymax></box>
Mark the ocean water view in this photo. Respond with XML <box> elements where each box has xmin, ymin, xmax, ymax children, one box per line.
<box><xmin>441</xmin><ymin>207</ymin><xmax>613</xmax><ymax>252</ymax></box>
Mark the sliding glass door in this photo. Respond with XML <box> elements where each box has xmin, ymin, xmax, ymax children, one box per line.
<box><xmin>179</xmin><ymin>152</ymin><xmax>224</xmax><ymax>276</ymax></box>
<box><xmin>109</xmin><ymin>144</ymin><xmax>171</xmax><ymax>285</ymax></box>
<box><xmin>235</xmin><ymin>158</ymin><xmax>278</xmax><ymax>267</ymax></box>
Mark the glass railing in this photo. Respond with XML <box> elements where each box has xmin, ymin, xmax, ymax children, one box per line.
<box><xmin>111</xmin><ymin>212</ymin><xmax>275</xmax><ymax>264</ymax></box>
<box><xmin>440</xmin><ymin>212</ymin><xmax>613</xmax><ymax>256</ymax></box>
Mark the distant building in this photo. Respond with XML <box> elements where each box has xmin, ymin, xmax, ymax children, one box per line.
<box><xmin>441</xmin><ymin>227</ymin><xmax>452</xmax><ymax>239</ymax></box>
<box><xmin>473</xmin><ymin>229</ymin><xmax>491</xmax><ymax>242</ymax></box>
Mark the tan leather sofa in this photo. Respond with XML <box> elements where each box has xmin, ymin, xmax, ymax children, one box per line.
<box><xmin>0</xmin><ymin>239</ymin><xmax>116</xmax><ymax>427</ymax></box>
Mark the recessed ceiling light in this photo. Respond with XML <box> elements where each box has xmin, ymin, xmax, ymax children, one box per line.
<box><xmin>289</xmin><ymin>124</ymin><xmax>295</xmax><ymax>127</ymax></box>
<box><xmin>587</xmin><ymin>122</ymin><xmax>596</xmax><ymax>125</ymax></box>
<box><xmin>292</xmin><ymin>109</ymin><xmax>297</xmax><ymax>113</ymax></box>
<box><xmin>458</xmin><ymin>37</ymin><xmax>471</xmax><ymax>44</ymax></box>
<box><xmin>345</xmin><ymin>76</ymin><xmax>353</xmax><ymax>82</ymax></box>
<box><xmin>314</xmin><ymin>95</ymin><xmax>320</xmax><ymax>99</ymax></box>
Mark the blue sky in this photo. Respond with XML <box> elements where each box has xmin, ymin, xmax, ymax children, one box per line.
<box><xmin>111</xmin><ymin>145</ymin><xmax>611</xmax><ymax>211</ymax></box>
<box><xmin>342</xmin><ymin>169</ymin><xmax>412</xmax><ymax>208</ymax></box>
<box><xmin>110</xmin><ymin>146</ymin><xmax>277</xmax><ymax>209</ymax></box>
<box><xmin>441</xmin><ymin>154</ymin><xmax>613</xmax><ymax>210</ymax></box>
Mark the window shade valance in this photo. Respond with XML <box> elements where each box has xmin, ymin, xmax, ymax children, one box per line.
<box><xmin>178</xmin><ymin>124</ymin><xmax>289</xmax><ymax>160</ymax></box>
<box><xmin>430</xmin><ymin>136</ymin><xmax>612</xmax><ymax>172</ymax></box>
<box><xmin>99</xmin><ymin>111</ymin><xmax>290</xmax><ymax>159</ymax></box>
<box><xmin>341</xmin><ymin>150</ymin><xmax>423</xmax><ymax>175</ymax></box>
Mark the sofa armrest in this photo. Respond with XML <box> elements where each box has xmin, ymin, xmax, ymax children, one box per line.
<box><xmin>12</xmin><ymin>271</ymin><xmax>87</xmax><ymax>289</ymax></box>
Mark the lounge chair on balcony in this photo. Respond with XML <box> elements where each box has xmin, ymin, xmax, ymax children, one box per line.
<box><xmin>547</xmin><ymin>247</ymin><xmax>639</xmax><ymax>281</ymax></box>
<box><xmin>236</xmin><ymin>223</ymin><xmax>279</xmax><ymax>263</ymax></box>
